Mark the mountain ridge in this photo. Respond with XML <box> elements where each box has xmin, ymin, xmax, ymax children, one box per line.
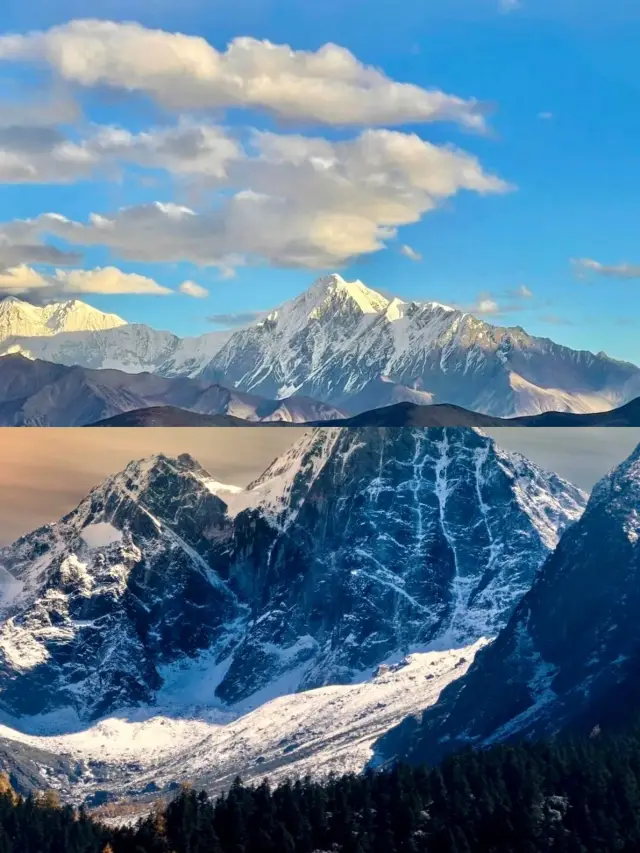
<box><xmin>0</xmin><ymin>296</ymin><xmax>126</xmax><ymax>340</ymax></box>
<box><xmin>0</xmin><ymin>353</ymin><xmax>344</xmax><ymax>426</ymax></box>
<box><xmin>0</xmin><ymin>429</ymin><xmax>586</xmax><ymax>725</ymax></box>
<box><xmin>372</xmin><ymin>439</ymin><xmax>640</xmax><ymax>769</ymax></box>
<box><xmin>86</xmin><ymin>396</ymin><xmax>640</xmax><ymax>428</ymax></box>
<box><xmin>2</xmin><ymin>277</ymin><xmax>638</xmax><ymax>419</ymax></box>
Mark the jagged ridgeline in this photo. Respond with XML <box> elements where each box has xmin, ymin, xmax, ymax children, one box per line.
<box><xmin>0</xmin><ymin>427</ymin><xmax>585</xmax><ymax>726</ymax></box>
<box><xmin>2</xmin><ymin>274</ymin><xmax>639</xmax><ymax>418</ymax></box>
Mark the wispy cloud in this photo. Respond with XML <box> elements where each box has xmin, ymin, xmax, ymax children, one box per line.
<box><xmin>538</xmin><ymin>112</ymin><xmax>554</xmax><ymax>121</ymax></box>
<box><xmin>207</xmin><ymin>311</ymin><xmax>266</xmax><ymax>327</ymax></box>
<box><xmin>399</xmin><ymin>244</ymin><xmax>422</xmax><ymax>262</ymax></box>
<box><xmin>506</xmin><ymin>284</ymin><xmax>533</xmax><ymax>299</ymax></box>
<box><xmin>457</xmin><ymin>292</ymin><xmax>522</xmax><ymax>317</ymax></box>
<box><xmin>500</xmin><ymin>0</ymin><xmax>521</xmax><ymax>13</ymax></box>
<box><xmin>572</xmin><ymin>258</ymin><xmax>640</xmax><ymax>280</ymax></box>
<box><xmin>179</xmin><ymin>281</ymin><xmax>209</xmax><ymax>299</ymax></box>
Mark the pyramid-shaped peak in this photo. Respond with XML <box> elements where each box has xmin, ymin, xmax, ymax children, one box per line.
<box><xmin>302</xmin><ymin>273</ymin><xmax>390</xmax><ymax>315</ymax></box>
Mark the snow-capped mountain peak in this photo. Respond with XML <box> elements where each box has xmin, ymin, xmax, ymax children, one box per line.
<box><xmin>0</xmin><ymin>296</ymin><xmax>126</xmax><ymax>342</ymax></box>
<box><xmin>3</xmin><ymin>278</ymin><xmax>639</xmax><ymax>420</ymax></box>
<box><xmin>260</xmin><ymin>274</ymin><xmax>390</xmax><ymax>330</ymax></box>
<box><xmin>305</xmin><ymin>273</ymin><xmax>390</xmax><ymax>316</ymax></box>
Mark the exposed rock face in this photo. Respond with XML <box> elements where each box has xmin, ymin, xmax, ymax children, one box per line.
<box><xmin>0</xmin><ymin>429</ymin><xmax>586</xmax><ymax>724</ymax></box>
<box><xmin>374</xmin><ymin>442</ymin><xmax>640</xmax><ymax>768</ymax></box>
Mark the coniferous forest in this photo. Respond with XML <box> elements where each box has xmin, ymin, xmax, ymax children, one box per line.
<box><xmin>4</xmin><ymin>720</ymin><xmax>640</xmax><ymax>852</ymax></box>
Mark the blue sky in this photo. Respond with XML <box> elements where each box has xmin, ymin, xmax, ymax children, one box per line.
<box><xmin>0</xmin><ymin>0</ymin><xmax>638</xmax><ymax>363</ymax></box>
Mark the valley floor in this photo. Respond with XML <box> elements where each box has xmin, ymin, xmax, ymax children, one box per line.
<box><xmin>0</xmin><ymin>641</ymin><xmax>487</xmax><ymax>808</ymax></box>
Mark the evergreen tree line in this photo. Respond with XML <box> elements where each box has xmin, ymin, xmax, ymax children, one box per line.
<box><xmin>5</xmin><ymin>720</ymin><xmax>640</xmax><ymax>852</ymax></box>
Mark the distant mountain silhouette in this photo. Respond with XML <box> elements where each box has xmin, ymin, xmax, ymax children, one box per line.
<box><xmin>88</xmin><ymin>406</ymin><xmax>260</xmax><ymax>427</ymax></box>
<box><xmin>315</xmin><ymin>397</ymin><xmax>640</xmax><ymax>427</ymax></box>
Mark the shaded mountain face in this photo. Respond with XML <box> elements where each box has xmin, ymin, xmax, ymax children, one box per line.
<box><xmin>0</xmin><ymin>354</ymin><xmax>343</xmax><ymax>426</ymax></box>
<box><xmin>316</xmin><ymin>397</ymin><xmax>640</xmax><ymax>427</ymax></box>
<box><xmin>200</xmin><ymin>274</ymin><xmax>639</xmax><ymax>418</ymax></box>
<box><xmin>374</xmin><ymin>442</ymin><xmax>640</xmax><ymax>768</ymax></box>
<box><xmin>0</xmin><ymin>429</ymin><xmax>585</xmax><ymax>725</ymax></box>
<box><xmin>88</xmin><ymin>407</ymin><xmax>259</xmax><ymax>427</ymax></box>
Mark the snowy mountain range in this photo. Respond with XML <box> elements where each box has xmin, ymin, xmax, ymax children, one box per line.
<box><xmin>374</xmin><ymin>440</ymin><xmax>640</xmax><ymax>769</ymax></box>
<box><xmin>0</xmin><ymin>428</ymin><xmax>585</xmax><ymax>801</ymax></box>
<box><xmin>0</xmin><ymin>354</ymin><xmax>343</xmax><ymax>426</ymax></box>
<box><xmin>2</xmin><ymin>275</ymin><xmax>639</xmax><ymax>418</ymax></box>
<box><xmin>0</xmin><ymin>293</ymin><xmax>232</xmax><ymax>378</ymax></box>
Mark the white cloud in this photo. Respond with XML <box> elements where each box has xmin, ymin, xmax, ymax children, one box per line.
<box><xmin>0</xmin><ymin>125</ymin><xmax>96</xmax><ymax>184</ymax></box>
<box><xmin>0</xmin><ymin>265</ymin><xmax>48</xmax><ymax>291</ymax></box>
<box><xmin>179</xmin><ymin>280</ymin><xmax>209</xmax><ymax>298</ymax></box>
<box><xmin>572</xmin><ymin>257</ymin><xmax>640</xmax><ymax>280</ymax></box>
<box><xmin>400</xmin><ymin>244</ymin><xmax>422</xmax><ymax>262</ymax></box>
<box><xmin>500</xmin><ymin>0</ymin><xmax>521</xmax><ymax>11</ymax></box>
<box><xmin>538</xmin><ymin>111</ymin><xmax>553</xmax><ymax>121</ymax></box>
<box><xmin>0</xmin><ymin>264</ymin><xmax>172</xmax><ymax>296</ymax></box>
<box><xmin>6</xmin><ymin>128</ymin><xmax>508</xmax><ymax>271</ymax></box>
<box><xmin>0</xmin><ymin>19</ymin><xmax>487</xmax><ymax>130</ymax></box>
<box><xmin>457</xmin><ymin>289</ymin><xmax>532</xmax><ymax>317</ymax></box>
<box><xmin>0</xmin><ymin>121</ymin><xmax>243</xmax><ymax>184</ymax></box>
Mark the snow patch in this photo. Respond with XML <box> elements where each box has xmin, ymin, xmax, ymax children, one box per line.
<box><xmin>80</xmin><ymin>523</ymin><xmax>123</xmax><ymax>549</ymax></box>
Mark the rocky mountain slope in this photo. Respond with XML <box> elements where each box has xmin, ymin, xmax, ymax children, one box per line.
<box><xmin>0</xmin><ymin>354</ymin><xmax>343</xmax><ymax>425</ymax></box>
<box><xmin>0</xmin><ymin>428</ymin><xmax>586</xmax><ymax>800</ymax></box>
<box><xmin>374</xmin><ymin>440</ymin><xmax>640</xmax><ymax>768</ymax></box>
<box><xmin>3</xmin><ymin>277</ymin><xmax>639</xmax><ymax>418</ymax></box>
<box><xmin>88</xmin><ymin>407</ymin><xmax>261</xmax><ymax>427</ymax></box>
<box><xmin>0</xmin><ymin>430</ymin><xmax>585</xmax><ymax>724</ymax></box>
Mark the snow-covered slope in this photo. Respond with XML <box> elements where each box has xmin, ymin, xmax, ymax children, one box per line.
<box><xmin>374</xmin><ymin>441</ymin><xmax>640</xmax><ymax>769</ymax></box>
<box><xmin>0</xmin><ymin>641</ymin><xmax>487</xmax><ymax>803</ymax></box>
<box><xmin>0</xmin><ymin>296</ymin><xmax>126</xmax><ymax>341</ymax></box>
<box><xmin>200</xmin><ymin>274</ymin><xmax>640</xmax><ymax>418</ymax></box>
<box><xmin>2</xmin><ymin>324</ymin><xmax>233</xmax><ymax>378</ymax></box>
